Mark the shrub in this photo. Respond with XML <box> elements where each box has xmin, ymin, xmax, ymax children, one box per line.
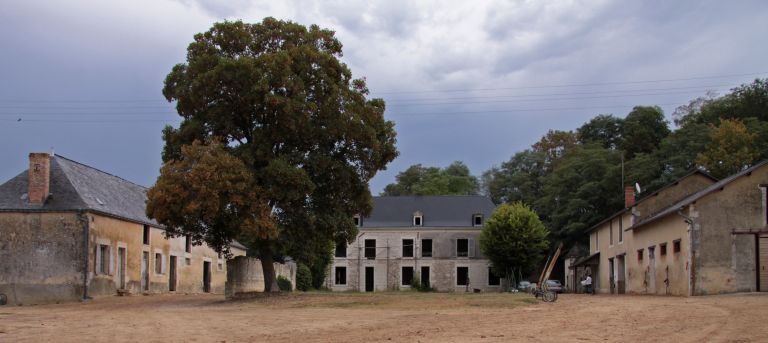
<box><xmin>277</xmin><ymin>275</ymin><xmax>293</xmax><ymax>292</ymax></box>
<box><xmin>296</xmin><ymin>263</ymin><xmax>313</xmax><ymax>291</ymax></box>
<box><xmin>409</xmin><ymin>276</ymin><xmax>435</xmax><ymax>292</ymax></box>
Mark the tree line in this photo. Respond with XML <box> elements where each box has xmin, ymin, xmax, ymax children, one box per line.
<box><xmin>386</xmin><ymin>79</ymin><xmax>768</xmax><ymax>248</ymax></box>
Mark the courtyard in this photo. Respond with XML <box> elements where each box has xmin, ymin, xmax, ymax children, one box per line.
<box><xmin>1</xmin><ymin>291</ymin><xmax>767</xmax><ymax>342</ymax></box>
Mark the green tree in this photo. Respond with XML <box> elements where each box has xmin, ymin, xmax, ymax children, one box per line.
<box><xmin>481</xmin><ymin>150</ymin><xmax>546</xmax><ymax>209</ymax></box>
<box><xmin>148</xmin><ymin>18</ymin><xmax>398</xmax><ymax>291</ymax></box>
<box><xmin>382</xmin><ymin>161</ymin><xmax>479</xmax><ymax>196</ymax></box>
<box><xmin>620</xmin><ymin>106</ymin><xmax>670</xmax><ymax>159</ymax></box>
<box><xmin>696</xmin><ymin>119</ymin><xmax>758</xmax><ymax>178</ymax></box>
<box><xmin>577</xmin><ymin>114</ymin><xmax>623</xmax><ymax>149</ymax></box>
<box><xmin>479</xmin><ymin>202</ymin><xmax>549</xmax><ymax>289</ymax></box>
<box><xmin>532</xmin><ymin>130</ymin><xmax>578</xmax><ymax>171</ymax></box>
<box><xmin>536</xmin><ymin>146</ymin><xmax>623</xmax><ymax>245</ymax></box>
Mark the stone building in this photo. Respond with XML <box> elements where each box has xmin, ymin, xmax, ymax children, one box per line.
<box><xmin>327</xmin><ymin>196</ymin><xmax>500</xmax><ymax>292</ymax></box>
<box><xmin>576</xmin><ymin>161</ymin><xmax>768</xmax><ymax>296</ymax></box>
<box><xmin>0</xmin><ymin>152</ymin><xmax>246</xmax><ymax>305</ymax></box>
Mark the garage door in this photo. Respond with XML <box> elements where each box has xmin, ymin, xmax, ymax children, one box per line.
<box><xmin>760</xmin><ymin>236</ymin><xmax>768</xmax><ymax>292</ymax></box>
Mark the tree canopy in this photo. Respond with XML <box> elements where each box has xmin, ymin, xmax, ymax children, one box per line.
<box><xmin>382</xmin><ymin>161</ymin><xmax>479</xmax><ymax>196</ymax></box>
<box><xmin>147</xmin><ymin>18</ymin><xmax>398</xmax><ymax>291</ymax></box>
<box><xmin>482</xmin><ymin>78</ymin><xmax>768</xmax><ymax>249</ymax></box>
<box><xmin>479</xmin><ymin>202</ymin><xmax>549</xmax><ymax>287</ymax></box>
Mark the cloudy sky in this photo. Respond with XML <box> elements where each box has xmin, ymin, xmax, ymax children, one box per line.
<box><xmin>1</xmin><ymin>0</ymin><xmax>766</xmax><ymax>193</ymax></box>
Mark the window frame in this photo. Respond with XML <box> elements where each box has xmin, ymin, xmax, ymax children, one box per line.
<box><xmin>673</xmin><ymin>239</ymin><xmax>681</xmax><ymax>254</ymax></box>
<box><xmin>335</xmin><ymin>242</ymin><xmax>347</xmax><ymax>258</ymax></box>
<box><xmin>334</xmin><ymin>266</ymin><xmax>347</xmax><ymax>285</ymax></box>
<box><xmin>143</xmin><ymin>225</ymin><xmax>150</xmax><ymax>245</ymax></box>
<box><xmin>487</xmin><ymin>267</ymin><xmax>501</xmax><ymax>286</ymax></box>
<box><xmin>401</xmin><ymin>266</ymin><xmax>414</xmax><ymax>286</ymax></box>
<box><xmin>402</xmin><ymin>239</ymin><xmax>414</xmax><ymax>258</ymax></box>
<box><xmin>421</xmin><ymin>239</ymin><xmax>433</xmax><ymax>258</ymax></box>
<box><xmin>473</xmin><ymin>214</ymin><xmax>483</xmax><ymax>226</ymax></box>
<box><xmin>637</xmin><ymin>248</ymin><xmax>644</xmax><ymax>262</ymax></box>
<box><xmin>456</xmin><ymin>266</ymin><xmax>469</xmax><ymax>286</ymax></box>
<box><xmin>364</xmin><ymin>239</ymin><xmax>376</xmax><ymax>259</ymax></box>
<box><xmin>456</xmin><ymin>238</ymin><xmax>469</xmax><ymax>257</ymax></box>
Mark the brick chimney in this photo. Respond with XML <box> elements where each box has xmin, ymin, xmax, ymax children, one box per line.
<box><xmin>624</xmin><ymin>185</ymin><xmax>635</xmax><ymax>208</ymax></box>
<box><xmin>28</xmin><ymin>152</ymin><xmax>51</xmax><ymax>205</ymax></box>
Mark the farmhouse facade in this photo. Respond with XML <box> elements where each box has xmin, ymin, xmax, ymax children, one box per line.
<box><xmin>327</xmin><ymin>196</ymin><xmax>501</xmax><ymax>292</ymax></box>
<box><xmin>0</xmin><ymin>153</ymin><xmax>246</xmax><ymax>305</ymax></box>
<box><xmin>577</xmin><ymin>161</ymin><xmax>768</xmax><ymax>296</ymax></box>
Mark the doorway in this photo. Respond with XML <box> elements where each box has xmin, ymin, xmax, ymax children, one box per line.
<box><xmin>203</xmin><ymin>261</ymin><xmax>211</xmax><ymax>293</ymax></box>
<box><xmin>616</xmin><ymin>254</ymin><xmax>626</xmax><ymax>294</ymax></box>
<box><xmin>648</xmin><ymin>246</ymin><xmax>656</xmax><ymax>294</ymax></box>
<box><xmin>421</xmin><ymin>266</ymin><xmax>430</xmax><ymax>289</ymax></box>
<box><xmin>608</xmin><ymin>258</ymin><xmax>615</xmax><ymax>294</ymax></box>
<box><xmin>141</xmin><ymin>251</ymin><xmax>150</xmax><ymax>292</ymax></box>
<box><xmin>169</xmin><ymin>256</ymin><xmax>177</xmax><ymax>292</ymax></box>
<box><xmin>117</xmin><ymin>247</ymin><xmax>126</xmax><ymax>289</ymax></box>
<box><xmin>365</xmin><ymin>266</ymin><xmax>374</xmax><ymax>292</ymax></box>
<box><xmin>759</xmin><ymin>236</ymin><xmax>768</xmax><ymax>291</ymax></box>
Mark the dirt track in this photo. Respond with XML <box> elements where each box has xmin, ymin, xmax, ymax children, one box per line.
<box><xmin>1</xmin><ymin>291</ymin><xmax>766</xmax><ymax>342</ymax></box>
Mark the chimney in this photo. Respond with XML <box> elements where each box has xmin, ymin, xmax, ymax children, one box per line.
<box><xmin>624</xmin><ymin>185</ymin><xmax>635</xmax><ymax>208</ymax></box>
<box><xmin>28</xmin><ymin>152</ymin><xmax>51</xmax><ymax>205</ymax></box>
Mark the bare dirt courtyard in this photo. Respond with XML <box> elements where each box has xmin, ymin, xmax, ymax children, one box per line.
<box><xmin>1</xmin><ymin>291</ymin><xmax>767</xmax><ymax>342</ymax></box>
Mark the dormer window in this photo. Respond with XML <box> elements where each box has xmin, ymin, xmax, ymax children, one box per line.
<box><xmin>413</xmin><ymin>212</ymin><xmax>423</xmax><ymax>226</ymax></box>
<box><xmin>473</xmin><ymin>214</ymin><xmax>483</xmax><ymax>226</ymax></box>
<box><xmin>353</xmin><ymin>215</ymin><xmax>362</xmax><ymax>227</ymax></box>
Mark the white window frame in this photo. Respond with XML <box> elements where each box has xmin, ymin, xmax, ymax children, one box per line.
<box><xmin>401</xmin><ymin>237</ymin><xmax>415</xmax><ymax>259</ymax></box>
<box><xmin>153</xmin><ymin>249</ymin><xmax>165</xmax><ymax>275</ymax></box>
<box><xmin>94</xmin><ymin>238</ymin><xmax>113</xmax><ymax>276</ymax></box>
<box><xmin>473</xmin><ymin>214</ymin><xmax>483</xmax><ymax>226</ymax></box>
<box><xmin>334</xmin><ymin>265</ymin><xmax>347</xmax><ymax>285</ymax></box>
<box><xmin>456</xmin><ymin>238</ymin><xmax>473</xmax><ymax>258</ymax></box>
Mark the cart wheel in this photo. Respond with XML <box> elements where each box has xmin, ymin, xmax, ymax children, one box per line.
<box><xmin>543</xmin><ymin>291</ymin><xmax>556</xmax><ymax>302</ymax></box>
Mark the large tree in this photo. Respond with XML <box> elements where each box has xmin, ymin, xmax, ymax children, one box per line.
<box><xmin>382</xmin><ymin>161</ymin><xmax>479</xmax><ymax>196</ymax></box>
<box><xmin>479</xmin><ymin>202</ymin><xmax>549</xmax><ymax>289</ymax></box>
<box><xmin>577</xmin><ymin>114</ymin><xmax>623</xmax><ymax>150</ymax></box>
<box><xmin>696</xmin><ymin>118</ymin><xmax>758</xmax><ymax>179</ymax></box>
<box><xmin>148</xmin><ymin>18</ymin><xmax>398</xmax><ymax>291</ymax></box>
<box><xmin>620</xmin><ymin>106</ymin><xmax>670</xmax><ymax>159</ymax></box>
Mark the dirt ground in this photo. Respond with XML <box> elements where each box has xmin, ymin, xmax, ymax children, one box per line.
<box><xmin>1</xmin><ymin>291</ymin><xmax>767</xmax><ymax>342</ymax></box>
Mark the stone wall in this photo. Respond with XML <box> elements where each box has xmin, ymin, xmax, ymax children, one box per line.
<box><xmin>225</xmin><ymin>256</ymin><xmax>297</xmax><ymax>299</ymax></box>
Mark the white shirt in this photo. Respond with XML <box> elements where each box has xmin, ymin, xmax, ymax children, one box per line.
<box><xmin>584</xmin><ymin>276</ymin><xmax>592</xmax><ymax>286</ymax></box>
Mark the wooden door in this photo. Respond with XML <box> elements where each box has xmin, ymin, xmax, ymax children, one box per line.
<box><xmin>117</xmin><ymin>247</ymin><xmax>126</xmax><ymax>289</ymax></box>
<box><xmin>169</xmin><ymin>256</ymin><xmax>177</xmax><ymax>292</ymax></box>
<box><xmin>141</xmin><ymin>251</ymin><xmax>149</xmax><ymax>291</ymax></box>
<box><xmin>203</xmin><ymin>261</ymin><xmax>211</xmax><ymax>293</ymax></box>
<box><xmin>760</xmin><ymin>236</ymin><xmax>768</xmax><ymax>291</ymax></box>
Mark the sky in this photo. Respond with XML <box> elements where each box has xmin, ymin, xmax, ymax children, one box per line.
<box><xmin>1</xmin><ymin>0</ymin><xmax>767</xmax><ymax>193</ymax></box>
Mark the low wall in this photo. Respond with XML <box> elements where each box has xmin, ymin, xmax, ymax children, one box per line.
<box><xmin>225</xmin><ymin>256</ymin><xmax>296</xmax><ymax>299</ymax></box>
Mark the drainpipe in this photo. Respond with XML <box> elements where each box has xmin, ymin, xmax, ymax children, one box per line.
<box><xmin>677</xmin><ymin>208</ymin><xmax>695</xmax><ymax>296</ymax></box>
<box><xmin>78</xmin><ymin>211</ymin><xmax>90</xmax><ymax>301</ymax></box>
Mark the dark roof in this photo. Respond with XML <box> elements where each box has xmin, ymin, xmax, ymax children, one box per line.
<box><xmin>363</xmin><ymin>195</ymin><xmax>496</xmax><ymax>228</ymax></box>
<box><xmin>583</xmin><ymin>169</ymin><xmax>717</xmax><ymax>234</ymax></box>
<box><xmin>570</xmin><ymin>252</ymin><xmax>600</xmax><ymax>268</ymax></box>
<box><xmin>0</xmin><ymin>154</ymin><xmax>247</xmax><ymax>251</ymax></box>
<box><xmin>633</xmin><ymin>160</ymin><xmax>768</xmax><ymax>230</ymax></box>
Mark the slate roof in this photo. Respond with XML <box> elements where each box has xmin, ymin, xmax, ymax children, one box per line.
<box><xmin>632</xmin><ymin>160</ymin><xmax>768</xmax><ymax>230</ymax></box>
<box><xmin>362</xmin><ymin>195</ymin><xmax>496</xmax><ymax>228</ymax></box>
<box><xmin>0</xmin><ymin>154</ymin><xmax>246</xmax><ymax>250</ymax></box>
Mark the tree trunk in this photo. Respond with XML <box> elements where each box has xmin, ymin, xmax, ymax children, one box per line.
<box><xmin>260</xmin><ymin>246</ymin><xmax>280</xmax><ymax>292</ymax></box>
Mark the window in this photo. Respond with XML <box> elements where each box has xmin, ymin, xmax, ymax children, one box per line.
<box><xmin>457</xmin><ymin>238</ymin><xmax>469</xmax><ymax>257</ymax></box>
<box><xmin>488</xmin><ymin>267</ymin><xmax>500</xmax><ymax>286</ymax></box>
<box><xmin>413</xmin><ymin>214</ymin><xmax>423</xmax><ymax>226</ymax></box>
<box><xmin>96</xmin><ymin>244</ymin><xmax>111</xmax><ymax>275</ymax></box>
<box><xmin>155</xmin><ymin>253</ymin><xmax>163</xmax><ymax>274</ymax></box>
<box><xmin>353</xmin><ymin>215</ymin><xmax>362</xmax><ymax>227</ymax></box>
<box><xmin>618</xmin><ymin>217</ymin><xmax>623</xmax><ymax>242</ymax></box>
<box><xmin>335</xmin><ymin>266</ymin><xmax>347</xmax><ymax>285</ymax></box>
<box><xmin>364</xmin><ymin>239</ymin><xmax>376</xmax><ymax>259</ymax></box>
<box><xmin>335</xmin><ymin>242</ymin><xmax>347</xmax><ymax>258</ymax></box>
<box><xmin>456</xmin><ymin>267</ymin><xmax>469</xmax><ymax>286</ymax></box>
<box><xmin>217</xmin><ymin>259</ymin><xmax>223</xmax><ymax>271</ymax></box>
<box><xmin>473</xmin><ymin>214</ymin><xmax>483</xmax><ymax>226</ymax></box>
<box><xmin>143</xmin><ymin>225</ymin><xmax>150</xmax><ymax>245</ymax></box>
<box><xmin>185</xmin><ymin>257</ymin><xmax>191</xmax><ymax>266</ymax></box>
<box><xmin>637</xmin><ymin>249</ymin><xmax>644</xmax><ymax>261</ymax></box>
<box><xmin>673</xmin><ymin>239</ymin><xmax>681</xmax><ymax>254</ymax></box>
<box><xmin>421</xmin><ymin>239</ymin><xmax>433</xmax><ymax>257</ymax></box>
<box><xmin>609</xmin><ymin>220</ymin><xmax>614</xmax><ymax>245</ymax></box>
<box><xmin>401</xmin><ymin>266</ymin><xmax>414</xmax><ymax>286</ymax></box>
<box><xmin>660</xmin><ymin>243</ymin><xmax>667</xmax><ymax>256</ymax></box>
<box><xmin>185</xmin><ymin>236</ymin><xmax>191</xmax><ymax>253</ymax></box>
<box><xmin>402</xmin><ymin>239</ymin><xmax>414</xmax><ymax>258</ymax></box>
